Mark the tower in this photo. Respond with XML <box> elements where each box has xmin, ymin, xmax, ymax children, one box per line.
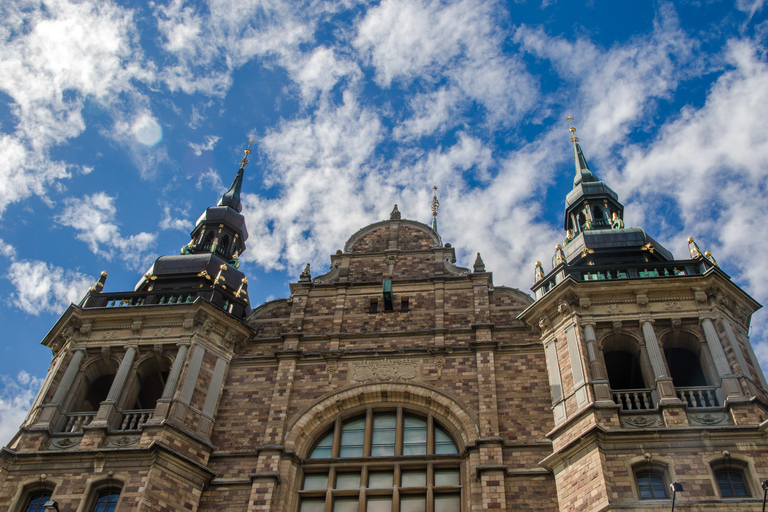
<box><xmin>519</xmin><ymin>122</ymin><xmax>768</xmax><ymax>510</ymax></box>
<box><xmin>0</xmin><ymin>149</ymin><xmax>255</xmax><ymax>512</ymax></box>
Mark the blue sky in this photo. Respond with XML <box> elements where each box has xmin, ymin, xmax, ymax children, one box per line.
<box><xmin>1</xmin><ymin>0</ymin><xmax>768</xmax><ymax>441</ymax></box>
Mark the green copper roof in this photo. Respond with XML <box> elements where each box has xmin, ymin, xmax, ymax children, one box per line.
<box><xmin>218</xmin><ymin>166</ymin><xmax>244</xmax><ymax>213</ymax></box>
<box><xmin>573</xmin><ymin>142</ymin><xmax>598</xmax><ymax>188</ymax></box>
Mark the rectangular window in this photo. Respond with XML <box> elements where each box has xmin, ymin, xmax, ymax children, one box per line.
<box><xmin>304</xmin><ymin>473</ymin><xmax>329</xmax><ymax>491</ymax></box>
<box><xmin>366</xmin><ymin>497</ymin><xmax>392</xmax><ymax>512</ymax></box>
<box><xmin>371</xmin><ymin>413</ymin><xmax>396</xmax><ymax>456</ymax></box>
<box><xmin>433</xmin><ymin>494</ymin><xmax>461</xmax><ymax>512</ymax></box>
<box><xmin>369</xmin><ymin>299</ymin><xmax>378</xmax><ymax>313</ymax></box>
<box><xmin>399</xmin><ymin>496</ymin><xmax>426</xmax><ymax>512</ymax></box>
<box><xmin>368</xmin><ymin>471</ymin><xmax>394</xmax><ymax>488</ymax></box>
<box><xmin>334</xmin><ymin>498</ymin><xmax>359</xmax><ymax>512</ymax></box>
<box><xmin>434</xmin><ymin>469</ymin><xmax>460</xmax><ymax>486</ymax></box>
<box><xmin>340</xmin><ymin>417</ymin><xmax>366</xmax><ymax>458</ymax></box>
<box><xmin>401</xmin><ymin>470</ymin><xmax>426</xmax><ymax>487</ymax></box>
<box><xmin>336</xmin><ymin>472</ymin><xmax>361</xmax><ymax>490</ymax></box>
<box><xmin>403</xmin><ymin>416</ymin><xmax>427</xmax><ymax>455</ymax></box>
<box><xmin>401</xmin><ymin>297</ymin><xmax>409</xmax><ymax>311</ymax></box>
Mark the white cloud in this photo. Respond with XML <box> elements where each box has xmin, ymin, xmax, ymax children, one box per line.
<box><xmin>159</xmin><ymin>205</ymin><xmax>193</xmax><ymax>232</ymax></box>
<box><xmin>0</xmin><ymin>372</ymin><xmax>44</xmax><ymax>447</ymax></box>
<box><xmin>55</xmin><ymin>192</ymin><xmax>157</xmax><ymax>270</ymax></box>
<box><xmin>354</xmin><ymin>0</ymin><xmax>537</xmax><ymax>128</ymax></box>
<box><xmin>189</xmin><ymin>135</ymin><xmax>221</xmax><ymax>157</ymax></box>
<box><xmin>6</xmin><ymin>260</ymin><xmax>93</xmax><ymax>315</ymax></box>
<box><xmin>196</xmin><ymin>168</ymin><xmax>226</xmax><ymax>193</ymax></box>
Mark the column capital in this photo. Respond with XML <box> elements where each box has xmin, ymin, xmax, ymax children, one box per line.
<box><xmin>581</xmin><ymin>320</ymin><xmax>597</xmax><ymax>329</ymax></box>
<box><xmin>699</xmin><ymin>315</ymin><xmax>716</xmax><ymax>325</ymax></box>
<box><xmin>123</xmin><ymin>344</ymin><xmax>139</xmax><ymax>352</ymax></box>
<box><xmin>70</xmin><ymin>346</ymin><xmax>88</xmax><ymax>354</ymax></box>
<box><xmin>176</xmin><ymin>341</ymin><xmax>191</xmax><ymax>348</ymax></box>
<box><xmin>639</xmin><ymin>317</ymin><xmax>654</xmax><ymax>326</ymax></box>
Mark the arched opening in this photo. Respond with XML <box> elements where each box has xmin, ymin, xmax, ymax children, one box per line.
<box><xmin>219</xmin><ymin>235</ymin><xmax>230</xmax><ymax>257</ymax></box>
<box><xmin>605</xmin><ymin>351</ymin><xmax>645</xmax><ymax>389</ymax></box>
<box><xmin>77</xmin><ymin>374</ymin><xmax>115</xmax><ymax>412</ymax></box>
<box><xmin>201</xmin><ymin>231</ymin><xmax>215</xmax><ymax>251</ymax></box>
<box><xmin>665</xmin><ymin>348</ymin><xmax>707</xmax><ymax>387</ymax></box>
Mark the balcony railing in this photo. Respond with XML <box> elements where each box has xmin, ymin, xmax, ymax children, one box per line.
<box><xmin>613</xmin><ymin>389</ymin><xmax>655</xmax><ymax>411</ymax></box>
<box><xmin>677</xmin><ymin>386</ymin><xmax>720</xmax><ymax>408</ymax></box>
<box><xmin>61</xmin><ymin>412</ymin><xmax>96</xmax><ymax>433</ymax></box>
<box><xmin>117</xmin><ymin>409</ymin><xmax>153</xmax><ymax>431</ymax></box>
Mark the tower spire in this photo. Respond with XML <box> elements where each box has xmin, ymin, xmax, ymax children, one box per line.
<box><xmin>567</xmin><ymin>117</ymin><xmax>597</xmax><ymax>188</ymax></box>
<box><xmin>430</xmin><ymin>186</ymin><xmax>439</xmax><ymax>232</ymax></box>
<box><xmin>218</xmin><ymin>138</ymin><xmax>255</xmax><ymax>213</ymax></box>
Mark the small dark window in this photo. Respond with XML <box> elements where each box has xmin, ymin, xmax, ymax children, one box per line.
<box><xmin>79</xmin><ymin>374</ymin><xmax>115</xmax><ymax>411</ymax></box>
<box><xmin>369</xmin><ymin>299</ymin><xmax>378</xmax><ymax>314</ymax></box>
<box><xmin>92</xmin><ymin>489</ymin><xmax>120</xmax><ymax>512</ymax></box>
<box><xmin>605</xmin><ymin>351</ymin><xmax>645</xmax><ymax>389</ymax></box>
<box><xmin>401</xmin><ymin>297</ymin><xmax>409</xmax><ymax>311</ymax></box>
<box><xmin>637</xmin><ymin>472</ymin><xmax>667</xmax><ymax>499</ymax></box>
<box><xmin>665</xmin><ymin>348</ymin><xmax>707</xmax><ymax>387</ymax></box>
<box><xmin>716</xmin><ymin>470</ymin><xmax>750</xmax><ymax>497</ymax></box>
<box><xmin>25</xmin><ymin>492</ymin><xmax>52</xmax><ymax>512</ymax></box>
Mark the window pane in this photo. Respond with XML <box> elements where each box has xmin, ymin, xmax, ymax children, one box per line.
<box><xmin>368</xmin><ymin>471</ymin><xmax>394</xmax><ymax>488</ymax></box>
<box><xmin>637</xmin><ymin>472</ymin><xmax>666</xmax><ymax>499</ymax></box>
<box><xmin>336</xmin><ymin>472</ymin><xmax>361</xmax><ymax>490</ymax></box>
<box><xmin>334</xmin><ymin>498</ymin><xmax>359</xmax><ymax>512</ymax></box>
<box><xmin>366</xmin><ymin>497</ymin><xmax>392</xmax><ymax>512</ymax></box>
<box><xmin>403</xmin><ymin>416</ymin><xmax>427</xmax><ymax>455</ymax></box>
<box><xmin>434</xmin><ymin>494</ymin><xmax>461</xmax><ymax>512</ymax></box>
<box><xmin>311</xmin><ymin>431</ymin><xmax>334</xmax><ymax>459</ymax></box>
<box><xmin>435</xmin><ymin>469</ymin><xmax>460</xmax><ymax>486</ymax></box>
<box><xmin>93</xmin><ymin>489</ymin><xmax>120</xmax><ymax>512</ymax></box>
<box><xmin>26</xmin><ymin>493</ymin><xmax>52</xmax><ymax>512</ymax></box>
<box><xmin>401</xmin><ymin>470</ymin><xmax>427</xmax><ymax>487</ymax></box>
<box><xmin>304</xmin><ymin>473</ymin><xmax>329</xmax><ymax>490</ymax></box>
<box><xmin>301</xmin><ymin>498</ymin><xmax>326</xmax><ymax>512</ymax></box>
<box><xmin>717</xmin><ymin>471</ymin><xmax>749</xmax><ymax>497</ymax></box>
<box><xmin>400</xmin><ymin>496</ymin><xmax>426</xmax><ymax>512</ymax></box>
<box><xmin>372</xmin><ymin>413</ymin><xmax>396</xmax><ymax>456</ymax></box>
<box><xmin>435</xmin><ymin>427</ymin><xmax>458</xmax><ymax>454</ymax></box>
<box><xmin>341</xmin><ymin>417</ymin><xmax>366</xmax><ymax>458</ymax></box>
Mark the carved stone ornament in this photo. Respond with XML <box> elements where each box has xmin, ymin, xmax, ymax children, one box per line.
<box><xmin>688</xmin><ymin>412</ymin><xmax>730</xmax><ymax>426</ymax></box>
<box><xmin>202</xmin><ymin>320</ymin><xmax>215</xmax><ymax>335</ymax></box>
<box><xmin>131</xmin><ymin>318</ymin><xmax>143</xmax><ymax>334</ymax></box>
<box><xmin>621</xmin><ymin>414</ymin><xmax>662</xmax><ymax>428</ymax></box>
<box><xmin>153</xmin><ymin>344</ymin><xmax>164</xmax><ymax>356</ymax></box>
<box><xmin>351</xmin><ymin>359</ymin><xmax>419</xmax><ymax>383</ymax></box>
<box><xmin>106</xmin><ymin>330</ymin><xmax>118</xmax><ymax>339</ymax></box>
<box><xmin>558</xmin><ymin>300</ymin><xmax>571</xmax><ymax>316</ymax></box>
<box><xmin>223</xmin><ymin>331</ymin><xmax>236</xmax><ymax>350</ymax></box>
<box><xmin>671</xmin><ymin>317</ymin><xmax>682</xmax><ymax>332</ymax></box>
<box><xmin>538</xmin><ymin>316</ymin><xmax>551</xmax><ymax>331</ymax></box>
<box><xmin>612</xmin><ymin>321</ymin><xmax>622</xmax><ymax>334</ymax></box>
<box><xmin>663</xmin><ymin>301</ymin><xmax>682</xmax><ymax>311</ymax></box>
<box><xmin>104</xmin><ymin>435</ymin><xmax>140</xmax><ymax>448</ymax></box>
<box><xmin>385</xmin><ymin>254</ymin><xmax>399</xmax><ymax>277</ymax></box>
<box><xmin>155</xmin><ymin>326</ymin><xmax>171</xmax><ymax>337</ymax></box>
<box><xmin>326</xmin><ymin>360</ymin><xmax>338</xmax><ymax>384</ymax></box>
<box><xmin>101</xmin><ymin>346</ymin><xmax>112</xmax><ymax>360</ymax></box>
<box><xmin>607</xmin><ymin>304</ymin><xmax>622</xmax><ymax>315</ymax></box>
<box><xmin>49</xmin><ymin>437</ymin><xmax>81</xmax><ymax>450</ymax></box>
<box><xmin>434</xmin><ymin>355</ymin><xmax>446</xmax><ymax>378</ymax></box>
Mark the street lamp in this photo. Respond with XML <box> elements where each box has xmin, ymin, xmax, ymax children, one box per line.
<box><xmin>43</xmin><ymin>500</ymin><xmax>59</xmax><ymax>512</ymax></box>
<box><xmin>670</xmin><ymin>482</ymin><xmax>683</xmax><ymax>512</ymax></box>
<box><xmin>761</xmin><ymin>480</ymin><xmax>768</xmax><ymax>512</ymax></box>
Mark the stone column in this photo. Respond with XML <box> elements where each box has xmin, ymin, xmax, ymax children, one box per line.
<box><xmin>173</xmin><ymin>344</ymin><xmax>206</xmax><ymax>422</ymax></box>
<box><xmin>91</xmin><ymin>345</ymin><xmax>138</xmax><ymax>428</ymax></box>
<box><xmin>640</xmin><ymin>320</ymin><xmax>678</xmax><ymax>403</ymax></box>
<box><xmin>36</xmin><ymin>347</ymin><xmax>87</xmax><ymax>427</ymax></box>
<box><xmin>198</xmin><ymin>354</ymin><xmax>229</xmax><ymax>436</ymax></box>
<box><xmin>582</xmin><ymin>323</ymin><xmax>613</xmax><ymax>404</ymax></box>
<box><xmin>700</xmin><ymin>316</ymin><xmax>743</xmax><ymax>400</ymax></box>
<box><xmin>151</xmin><ymin>342</ymin><xmax>190</xmax><ymax>420</ymax></box>
<box><xmin>544</xmin><ymin>337</ymin><xmax>566</xmax><ymax>424</ymax></box>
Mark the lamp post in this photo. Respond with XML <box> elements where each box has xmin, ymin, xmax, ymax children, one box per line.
<box><xmin>670</xmin><ymin>482</ymin><xmax>683</xmax><ymax>512</ymax></box>
<box><xmin>43</xmin><ymin>500</ymin><xmax>59</xmax><ymax>512</ymax></box>
<box><xmin>761</xmin><ymin>480</ymin><xmax>768</xmax><ymax>512</ymax></box>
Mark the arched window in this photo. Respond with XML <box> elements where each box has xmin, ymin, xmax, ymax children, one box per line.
<box><xmin>300</xmin><ymin>408</ymin><xmax>461</xmax><ymax>512</ymax></box>
<box><xmin>92</xmin><ymin>488</ymin><xmax>121</xmax><ymax>512</ymax></box>
<box><xmin>636</xmin><ymin>471</ymin><xmax>667</xmax><ymax>499</ymax></box>
<box><xmin>716</xmin><ymin>470</ymin><xmax>750</xmax><ymax>497</ymax></box>
<box><xmin>78</xmin><ymin>374</ymin><xmax>115</xmax><ymax>412</ymax></box>
<box><xmin>604</xmin><ymin>351</ymin><xmax>645</xmax><ymax>390</ymax></box>
<box><xmin>24</xmin><ymin>492</ymin><xmax>51</xmax><ymax>512</ymax></box>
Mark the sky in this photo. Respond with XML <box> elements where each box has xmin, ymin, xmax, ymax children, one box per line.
<box><xmin>1</xmin><ymin>0</ymin><xmax>768</xmax><ymax>443</ymax></box>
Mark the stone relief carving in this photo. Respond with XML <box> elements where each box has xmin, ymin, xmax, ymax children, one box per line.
<box><xmin>621</xmin><ymin>414</ymin><xmax>662</xmax><ymax>428</ymax></box>
<box><xmin>607</xmin><ymin>304</ymin><xmax>622</xmax><ymax>315</ymax></box>
<box><xmin>104</xmin><ymin>435</ymin><xmax>140</xmax><ymax>448</ymax></box>
<box><xmin>326</xmin><ymin>360</ymin><xmax>338</xmax><ymax>383</ymax></box>
<box><xmin>663</xmin><ymin>301</ymin><xmax>682</xmax><ymax>311</ymax></box>
<box><xmin>49</xmin><ymin>437</ymin><xmax>81</xmax><ymax>450</ymax></box>
<box><xmin>688</xmin><ymin>412</ymin><xmax>730</xmax><ymax>426</ymax></box>
<box><xmin>155</xmin><ymin>326</ymin><xmax>171</xmax><ymax>337</ymax></box>
<box><xmin>351</xmin><ymin>359</ymin><xmax>419</xmax><ymax>383</ymax></box>
<box><xmin>385</xmin><ymin>254</ymin><xmax>399</xmax><ymax>277</ymax></box>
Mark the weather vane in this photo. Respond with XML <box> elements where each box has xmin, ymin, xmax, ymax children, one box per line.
<box><xmin>240</xmin><ymin>138</ymin><xmax>256</xmax><ymax>168</ymax></box>
<box><xmin>566</xmin><ymin>116</ymin><xmax>579</xmax><ymax>143</ymax></box>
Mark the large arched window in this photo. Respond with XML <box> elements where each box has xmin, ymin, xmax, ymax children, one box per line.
<box><xmin>300</xmin><ymin>408</ymin><xmax>462</xmax><ymax>512</ymax></box>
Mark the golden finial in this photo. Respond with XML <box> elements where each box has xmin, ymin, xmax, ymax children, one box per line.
<box><xmin>240</xmin><ymin>138</ymin><xmax>256</xmax><ymax>168</ymax></box>
<box><xmin>567</xmin><ymin>116</ymin><xmax>579</xmax><ymax>143</ymax></box>
<box><xmin>430</xmin><ymin>186</ymin><xmax>439</xmax><ymax>232</ymax></box>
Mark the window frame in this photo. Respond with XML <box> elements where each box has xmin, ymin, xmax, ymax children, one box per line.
<box><xmin>710</xmin><ymin>459</ymin><xmax>753</xmax><ymax>499</ymax></box>
<box><xmin>23</xmin><ymin>491</ymin><xmax>53</xmax><ymax>512</ymax></box>
<box><xmin>75</xmin><ymin>478</ymin><xmax>124</xmax><ymax>512</ymax></box>
<box><xmin>300</xmin><ymin>407</ymin><xmax>463</xmax><ymax>512</ymax></box>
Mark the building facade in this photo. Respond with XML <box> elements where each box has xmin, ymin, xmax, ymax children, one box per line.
<box><xmin>1</xmin><ymin>136</ymin><xmax>767</xmax><ymax>512</ymax></box>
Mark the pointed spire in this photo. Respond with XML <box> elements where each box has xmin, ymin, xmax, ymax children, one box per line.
<box><xmin>218</xmin><ymin>138</ymin><xmax>255</xmax><ymax>213</ymax></box>
<box><xmin>567</xmin><ymin>117</ymin><xmax>598</xmax><ymax>188</ymax></box>
<box><xmin>390</xmin><ymin>204</ymin><xmax>401</xmax><ymax>220</ymax></box>
<box><xmin>473</xmin><ymin>253</ymin><xmax>485</xmax><ymax>273</ymax></box>
<box><xmin>430</xmin><ymin>186</ymin><xmax>439</xmax><ymax>232</ymax></box>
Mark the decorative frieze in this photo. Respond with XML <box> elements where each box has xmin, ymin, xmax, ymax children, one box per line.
<box><xmin>350</xmin><ymin>358</ymin><xmax>420</xmax><ymax>383</ymax></box>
